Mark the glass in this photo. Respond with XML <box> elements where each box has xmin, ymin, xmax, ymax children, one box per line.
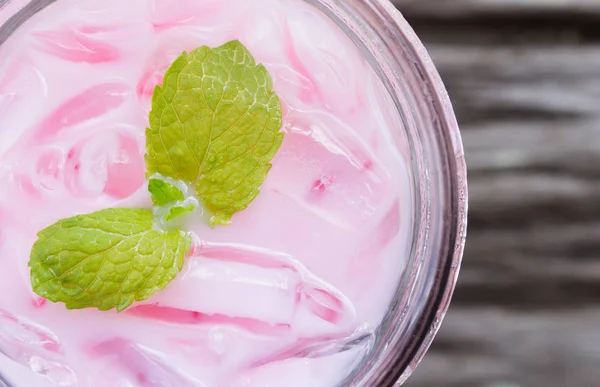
<box><xmin>0</xmin><ymin>0</ymin><xmax>468</xmax><ymax>386</ymax></box>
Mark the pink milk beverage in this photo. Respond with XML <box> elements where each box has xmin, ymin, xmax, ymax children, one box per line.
<box><xmin>0</xmin><ymin>0</ymin><xmax>412</xmax><ymax>385</ymax></box>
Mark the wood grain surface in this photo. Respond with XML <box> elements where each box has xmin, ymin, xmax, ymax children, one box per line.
<box><xmin>392</xmin><ymin>1</ymin><xmax>600</xmax><ymax>386</ymax></box>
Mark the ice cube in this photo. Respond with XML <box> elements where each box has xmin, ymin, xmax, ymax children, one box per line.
<box><xmin>300</xmin><ymin>285</ymin><xmax>346</xmax><ymax>325</ymax></box>
<box><xmin>0</xmin><ymin>58</ymin><xmax>47</xmax><ymax>157</ymax></box>
<box><xmin>169</xmin><ymin>328</ymin><xmax>300</xmax><ymax>380</ymax></box>
<box><xmin>63</xmin><ymin>129</ymin><xmax>144</xmax><ymax>199</ymax></box>
<box><xmin>91</xmin><ymin>339</ymin><xmax>205</xmax><ymax>387</ymax></box>
<box><xmin>35</xmin><ymin>148</ymin><xmax>64</xmax><ymax>192</ymax></box>
<box><xmin>12</xmin><ymin>175</ymin><xmax>42</xmax><ymax>201</ymax></box>
<box><xmin>269</xmin><ymin>112</ymin><xmax>388</xmax><ymax>229</ymax></box>
<box><xmin>131</xmin><ymin>242</ymin><xmax>357</xmax><ymax>340</ymax></box>
<box><xmin>177</xmin><ymin>244</ymin><xmax>354</xmax><ymax>329</ymax></box>
<box><xmin>281</xmin><ymin>19</ymin><xmax>322</xmax><ymax>105</ymax></box>
<box><xmin>171</xmin><ymin>326</ymin><xmax>274</xmax><ymax>367</ymax></box>
<box><xmin>34</xmin><ymin>83</ymin><xmax>130</xmax><ymax>141</ymax></box>
<box><xmin>198</xmin><ymin>244</ymin><xmax>357</xmax><ymax>323</ymax></box>
<box><xmin>251</xmin><ymin>331</ymin><xmax>373</xmax><ymax>367</ymax></box>
<box><xmin>0</xmin><ymin>311</ymin><xmax>62</xmax><ymax>363</ymax></box>
<box><xmin>0</xmin><ymin>310</ymin><xmax>77</xmax><ymax>386</ymax></box>
<box><xmin>347</xmin><ymin>201</ymin><xmax>402</xmax><ymax>291</ymax></box>
<box><xmin>230</xmin><ymin>345</ymin><xmax>362</xmax><ymax>387</ymax></box>
<box><xmin>33</xmin><ymin>28</ymin><xmax>121</xmax><ymax>63</ymax></box>
<box><xmin>137</xmin><ymin>257</ymin><xmax>301</xmax><ymax>326</ymax></box>
<box><xmin>2</xmin><ymin>129</ymin><xmax>143</xmax><ymax>208</ymax></box>
<box><xmin>64</xmin><ymin>133</ymin><xmax>118</xmax><ymax>197</ymax></box>
<box><xmin>235</xmin><ymin>5</ymin><xmax>285</xmax><ymax>64</ymax></box>
<box><xmin>361</xmin><ymin>201</ymin><xmax>401</xmax><ymax>257</ymax></box>
<box><xmin>278</xmin><ymin>9</ymin><xmax>364</xmax><ymax>113</ymax></box>
<box><xmin>102</xmin><ymin>133</ymin><xmax>145</xmax><ymax>199</ymax></box>
<box><xmin>148</xmin><ymin>0</ymin><xmax>223</xmax><ymax>31</ymax></box>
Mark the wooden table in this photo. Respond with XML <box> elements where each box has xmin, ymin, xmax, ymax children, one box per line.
<box><xmin>392</xmin><ymin>1</ymin><xmax>600</xmax><ymax>386</ymax></box>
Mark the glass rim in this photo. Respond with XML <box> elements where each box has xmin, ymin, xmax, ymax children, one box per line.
<box><xmin>307</xmin><ymin>0</ymin><xmax>468</xmax><ymax>385</ymax></box>
<box><xmin>368</xmin><ymin>1</ymin><xmax>468</xmax><ymax>384</ymax></box>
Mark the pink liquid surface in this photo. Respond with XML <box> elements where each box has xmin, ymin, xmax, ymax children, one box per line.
<box><xmin>0</xmin><ymin>0</ymin><xmax>412</xmax><ymax>385</ymax></box>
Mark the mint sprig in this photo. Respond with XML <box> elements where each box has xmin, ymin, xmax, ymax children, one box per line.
<box><xmin>148</xmin><ymin>178</ymin><xmax>185</xmax><ymax>205</ymax></box>
<box><xmin>28</xmin><ymin>40</ymin><xmax>284</xmax><ymax>312</ymax></box>
<box><xmin>165</xmin><ymin>204</ymin><xmax>195</xmax><ymax>221</ymax></box>
<box><xmin>145</xmin><ymin>40</ymin><xmax>284</xmax><ymax>226</ymax></box>
<box><xmin>148</xmin><ymin>177</ymin><xmax>196</xmax><ymax>222</ymax></box>
<box><xmin>29</xmin><ymin>209</ymin><xmax>190</xmax><ymax>312</ymax></box>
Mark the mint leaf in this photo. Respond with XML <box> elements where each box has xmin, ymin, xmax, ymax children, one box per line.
<box><xmin>148</xmin><ymin>178</ymin><xmax>185</xmax><ymax>205</ymax></box>
<box><xmin>29</xmin><ymin>208</ymin><xmax>191</xmax><ymax>312</ymax></box>
<box><xmin>165</xmin><ymin>204</ymin><xmax>195</xmax><ymax>221</ymax></box>
<box><xmin>145</xmin><ymin>40</ymin><xmax>284</xmax><ymax>225</ymax></box>
<box><xmin>148</xmin><ymin>178</ymin><xmax>196</xmax><ymax>222</ymax></box>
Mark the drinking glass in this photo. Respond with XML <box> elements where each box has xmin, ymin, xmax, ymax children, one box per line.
<box><xmin>0</xmin><ymin>0</ymin><xmax>468</xmax><ymax>386</ymax></box>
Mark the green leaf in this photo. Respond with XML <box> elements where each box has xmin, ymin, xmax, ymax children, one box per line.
<box><xmin>148</xmin><ymin>178</ymin><xmax>185</xmax><ymax>205</ymax></box>
<box><xmin>28</xmin><ymin>208</ymin><xmax>191</xmax><ymax>312</ymax></box>
<box><xmin>145</xmin><ymin>40</ymin><xmax>284</xmax><ymax>226</ymax></box>
<box><xmin>165</xmin><ymin>204</ymin><xmax>195</xmax><ymax>221</ymax></box>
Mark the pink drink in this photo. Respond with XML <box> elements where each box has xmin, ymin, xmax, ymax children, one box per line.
<box><xmin>0</xmin><ymin>0</ymin><xmax>412</xmax><ymax>385</ymax></box>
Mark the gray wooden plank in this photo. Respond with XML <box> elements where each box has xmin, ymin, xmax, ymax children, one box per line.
<box><xmin>411</xmin><ymin>309</ymin><xmax>600</xmax><ymax>387</ymax></box>
<box><xmin>432</xmin><ymin>44</ymin><xmax>600</xmax><ymax>228</ymax></box>
<box><xmin>393</xmin><ymin>0</ymin><xmax>600</xmax><ymax>15</ymax></box>
<box><xmin>393</xmin><ymin>1</ymin><xmax>600</xmax><ymax>386</ymax></box>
